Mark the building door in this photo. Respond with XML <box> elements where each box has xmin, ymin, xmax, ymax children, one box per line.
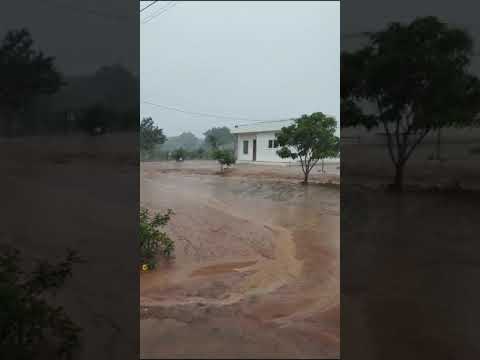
<box><xmin>252</xmin><ymin>139</ymin><xmax>257</xmax><ymax>161</ymax></box>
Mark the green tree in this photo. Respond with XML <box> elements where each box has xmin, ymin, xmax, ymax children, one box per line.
<box><xmin>140</xmin><ymin>117</ymin><xmax>166</xmax><ymax>159</ymax></box>
<box><xmin>212</xmin><ymin>148</ymin><xmax>235</xmax><ymax>172</ymax></box>
<box><xmin>341</xmin><ymin>17</ymin><xmax>480</xmax><ymax>190</ymax></box>
<box><xmin>139</xmin><ymin>208</ymin><xmax>174</xmax><ymax>269</ymax></box>
<box><xmin>0</xmin><ymin>28</ymin><xmax>64</xmax><ymax>137</ymax></box>
<box><xmin>276</xmin><ymin>112</ymin><xmax>339</xmax><ymax>184</ymax></box>
<box><xmin>161</xmin><ymin>132</ymin><xmax>202</xmax><ymax>152</ymax></box>
<box><xmin>203</xmin><ymin>127</ymin><xmax>234</xmax><ymax>150</ymax></box>
<box><xmin>193</xmin><ymin>147</ymin><xmax>206</xmax><ymax>159</ymax></box>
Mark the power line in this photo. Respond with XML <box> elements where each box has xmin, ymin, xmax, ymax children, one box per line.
<box><xmin>140</xmin><ymin>1</ymin><xmax>158</xmax><ymax>13</ymax></box>
<box><xmin>142</xmin><ymin>100</ymin><xmax>262</xmax><ymax>122</ymax></box>
<box><xmin>142</xmin><ymin>1</ymin><xmax>177</xmax><ymax>24</ymax></box>
<box><xmin>141</xmin><ymin>100</ymin><xmax>296</xmax><ymax>128</ymax></box>
<box><xmin>142</xmin><ymin>1</ymin><xmax>176</xmax><ymax>23</ymax></box>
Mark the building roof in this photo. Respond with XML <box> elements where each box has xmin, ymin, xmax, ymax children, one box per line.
<box><xmin>230</xmin><ymin>119</ymin><xmax>294</xmax><ymax>134</ymax></box>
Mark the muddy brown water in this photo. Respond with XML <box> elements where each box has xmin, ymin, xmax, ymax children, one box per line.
<box><xmin>140</xmin><ymin>167</ymin><xmax>339</xmax><ymax>358</ymax></box>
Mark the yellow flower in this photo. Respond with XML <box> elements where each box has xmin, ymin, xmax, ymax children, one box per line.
<box><xmin>142</xmin><ymin>264</ymin><xmax>149</xmax><ymax>271</ymax></box>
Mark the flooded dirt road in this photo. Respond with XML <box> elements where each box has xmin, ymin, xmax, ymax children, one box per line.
<box><xmin>140</xmin><ymin>163</ymin><xmax>339</xmax><ymax>358</ymax></box>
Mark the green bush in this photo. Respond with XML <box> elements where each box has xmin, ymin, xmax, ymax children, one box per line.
<box><xmin>0</xmin><ymin>246</ymin><xmax>83</xmax><ymax>358</ymax></box>
<box><xmin>212</xmin><ymin>149</ymin><xmax>235</xmax><ymax>172</ymax></box>
<box><xmin>139</xmin><ymin>208</ymin><xmax>174</xmax><ymax>269</ymax></box>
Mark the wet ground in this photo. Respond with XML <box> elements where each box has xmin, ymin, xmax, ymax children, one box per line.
<box><xmin>342</xmin><ymin>185</ymin><xmax>480</xmax><ymax>359</ymax></box>
<box><xmin>0</xmin><ymin>133</ymin><xmax>139</xmax><ymax>359</ymax></box>
<box><xmin>144</xmin><ymin>160</ymin><xmax>340</xmax><ymax>185</ymax></box>
<box><xmin>140</xmin><ymin>163</ymin><xmax>340</xmax><ymax>358</ymax></box>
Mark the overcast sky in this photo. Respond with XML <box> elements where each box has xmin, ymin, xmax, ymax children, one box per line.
<box><xmin>140</xmin><ymin>1</ymin><xmax>340</xmax><ymax>138</ymax></box>
<box><xmin>0</xmin><ymin>1</ymin><xmax>138</xmax><ymax>76</ymax></box>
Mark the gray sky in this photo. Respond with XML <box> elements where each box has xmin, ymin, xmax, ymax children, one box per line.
<box><xmin>0</xmin><ymin>0</ymin><xmax>138</xmax><ymax>76</ymax></box>
<box><xmin>140</xmin><ymin>1</ymin><xmax>340</xmax><ymax>138</ymax></box>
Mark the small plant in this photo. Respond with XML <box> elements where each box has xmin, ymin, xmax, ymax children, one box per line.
<box><xmin>172</xmin><ymin>148</ymin><xmax>186</xmax><ymax>162</ymax></box>
<box><xmin>139</xmin><ymin>207</ymin><xmax>174</xmax><ymax>269</ymax></box>
<box><xmin>212</xmin><ymin>148</ymin><xmax>235</xmax><ymax>172</ymax></box>
<box><xmin>0</xmin><ymin>246</ymin><xmax>83</xmax><ymax>359</ymax></box>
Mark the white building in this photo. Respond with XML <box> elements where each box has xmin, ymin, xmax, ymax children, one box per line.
<box><xmin>231</xmin><ymin>119</ymin><xmax>295</xmax><ymax>164</ymax></box>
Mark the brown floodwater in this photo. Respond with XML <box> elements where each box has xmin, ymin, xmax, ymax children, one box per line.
<box><xmin>140</xmin><ymin>167</ymin><xmax>339</xmax><ymax>358</ymax></box>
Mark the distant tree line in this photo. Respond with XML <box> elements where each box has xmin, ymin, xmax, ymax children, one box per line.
<box><xmin>0</xmin><ymin>28</ymin><xmax>138</xmax><ymax>137</ymax></box>
<box><xmin>140</xmin><ymin>120</ymin><xmax>235</xmax><ymax>162</ymax></box>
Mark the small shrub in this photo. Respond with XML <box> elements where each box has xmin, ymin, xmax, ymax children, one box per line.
<box><xmin>0</xmin><ymin>246</ymin><xmax>83</xmax><ymax>358</ymax></box>
<box><xmin>139</xmin><ymin>208</ymin><xmax>174</xmax><ymax>269</ymax></box>
<box><xmin>212</xmin><ymin>149</ymin><xmax>235</xmax><ymax>172</ymax></box>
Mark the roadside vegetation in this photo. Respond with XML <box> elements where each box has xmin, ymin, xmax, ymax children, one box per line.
<box><xmin>212</xmin><ymin>148</ymin><xmax>236</xmax><ymax>172</ymax></box>
<box><xmin>276</xmin><ymin>112</ymin><xmax>339</xmax><ymax>183</ymax></box>
<box><xmin>0</xmin><ymin>246</ymin><xmax>83</xmax><ymax>358</ymax></box>
<box><xmin>140</xmin><ymin>125</ymin><xmax>236</xmax><ymax>163</ymax></box>
<box><xmin>139</xmin><ymin>207</ymin><xmax>174</xmax><ymax>270</ymax></box>
<box><xmin>140</xmin><ymin>117</ymin><xmax>166</xmax><ymax>160</ymax></box>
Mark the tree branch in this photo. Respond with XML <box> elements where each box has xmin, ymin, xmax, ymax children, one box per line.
<box><xmin>382</xmin><ymin>119</ymin><xmax>398</xmax><ymax>165</ymax></box>
<box><xmin>404</xmin><ymin>128</ymin><xmax>430</xmax><ymax>162</ymax></box>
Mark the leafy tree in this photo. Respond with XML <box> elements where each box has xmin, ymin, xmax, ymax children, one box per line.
<box><xmin>139</xmin><ymin>208</ymin><xmax>174</xmax><ymax>269</ymax></box>
<box><xmin>0</xmin><ymin>246</ymin><xmax>83</xmax><ymax>358</ymax></box>
<box><xmin>140</xmin><ymin>117</ymin><xmax>166</xmax><ymax>158</ymax></box>
<box><xmin>212</xmin><ymin>148</ymin><xmax>235</xmax><ymax>172</ymax></box>
<box><xmin>276</xmin><ymin>112</ymin><xmax>339</xmax><ymax>183</ymax></box>
<box><xmin>160</xmin><ymin>132</ymin><xmax>202</xmax><ymax>152</ymax></box>
<box><xmin>0</xmin><ymin>28</ymin><xmax>64</xmax><ymax>137</ymax></box>
<box><xmin>203</xmin><ymin>127</ymin><xmax>234</xmax><ymax>150</ymax></box>
<box><xmin>194</xmin><ymin>147</ymin><xmax>206</xmax><ymax>159</ymax></box>
<box><xmin>341</xmin><ymin>17</ymin><xmax>480</xmax><ymax>190</ymax></box>
<box><xmin>171</xmin><ymin>147</ymin><xmax>186</xmax><ymax>161</ymax></box>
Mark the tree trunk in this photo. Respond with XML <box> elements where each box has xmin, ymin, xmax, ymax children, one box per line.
<box><xmin>393</xmin><ymin>163</ymin><xmax>404</xmax><ymax>191</ymax></box>
<box><xmin>436</xmin><ymin>128</ymin><xmax>442</xmax><ymax>161</ymax></box>
<box><xmin>303</xmin><ymin>170</ymin><xmax>309</xmax><ymax>184</ymax></box>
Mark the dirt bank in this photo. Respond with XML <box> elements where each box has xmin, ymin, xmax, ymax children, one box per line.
<box><xmin>140</xmin><ymin>168</ymin><xmax>339</xmax><ymax>358</ymax></box>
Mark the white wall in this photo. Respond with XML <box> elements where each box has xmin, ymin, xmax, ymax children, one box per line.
<box><xmin>256</xmin><ymin>132</ymin><xmax>288</xmax><ymax>162</ymax></box>
<box><xmin>236</xmin><ymin>132</ymin><xmax>340</xmax><ymax>164</ymax></box>
<box><xmin>236</xmin><ymin>133</ymin><xmax>256</xmax><ymax>161</ymax></box>
<box><xmin>236</xmin><ymin>132</ymin><xmax>291</xmax><ymax>163</ymax></box>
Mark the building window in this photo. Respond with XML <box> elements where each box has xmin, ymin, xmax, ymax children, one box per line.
<box><xmin>243</xmin><ymin>140</ymin><xmax>248</xmax><ymax>154</ymax></box>
<box><xmin>269</xmin><ymin>139</ymin><xmax>279</xmax><ymax>148</ymax></box>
